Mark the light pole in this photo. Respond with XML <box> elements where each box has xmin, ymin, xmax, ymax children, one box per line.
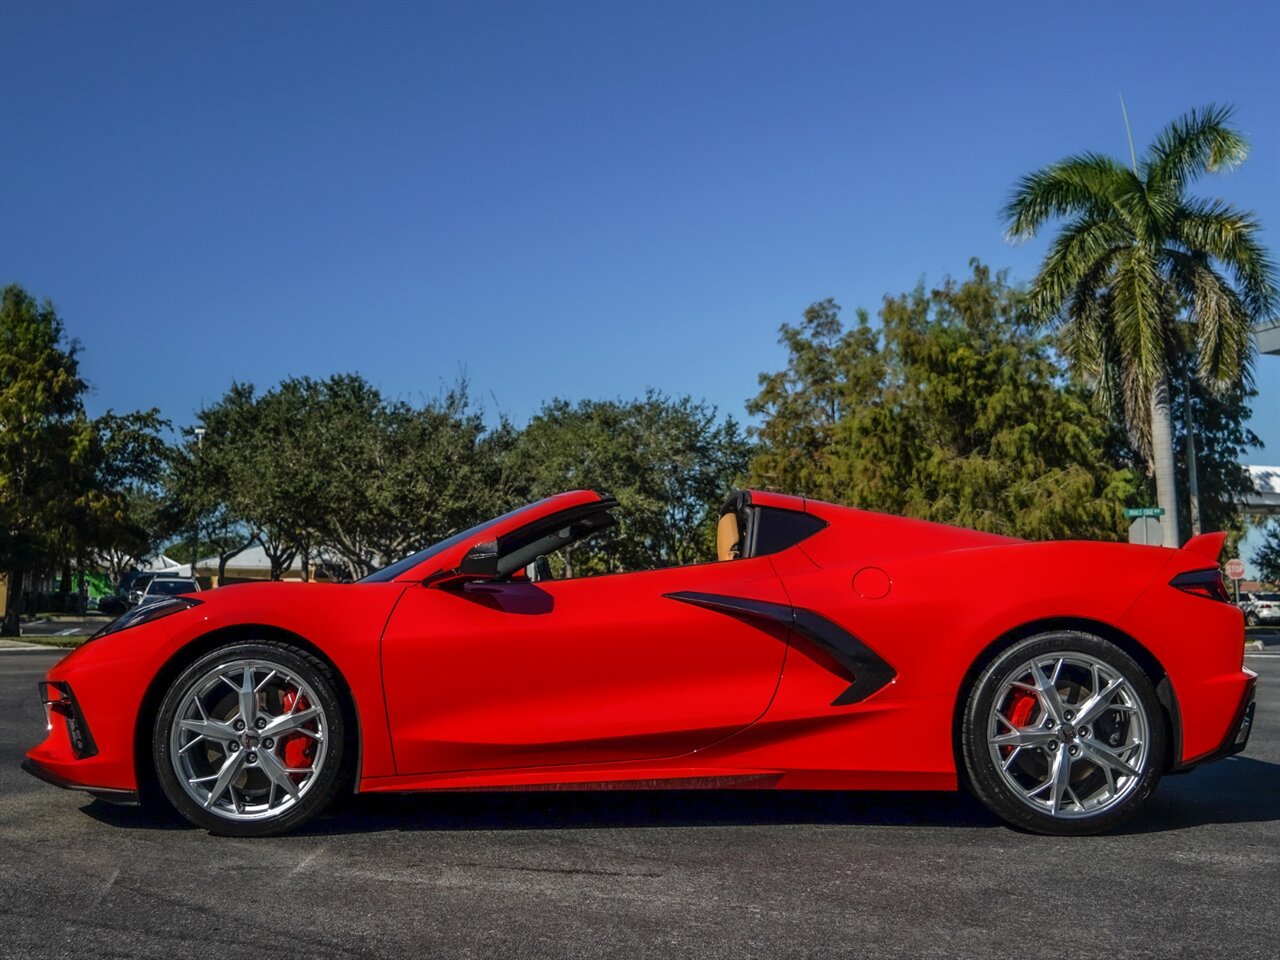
<box><xmin>191</xmin><ymin>428</ymin><xmax>205</xmax><ymax>581</ymax></box>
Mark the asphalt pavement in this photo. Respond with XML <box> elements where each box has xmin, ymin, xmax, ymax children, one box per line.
<box><xmin>1</xmin><ymin>647</ymin><xmax>1277</xmax><ymax>960</ymax></box>
<box><xmin>19</xmin><ymin>617</ymin><xmax>110</xmax><ymax>638</ymax></box>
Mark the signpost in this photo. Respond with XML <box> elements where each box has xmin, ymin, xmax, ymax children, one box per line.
<box><xmin>1224</xmin><ymin>557</ymin><xmax>1245</xmax><ymax>604</ymax></box>
<box><xmin>1127</xmin><ymin>517</ymin><xmax>1162</xmax><ymax>545</ymax></box>
<box><xmin>1125</xmin><ymin>507</ymin><xmax>1166</xmax><ymax>547</ymax></box>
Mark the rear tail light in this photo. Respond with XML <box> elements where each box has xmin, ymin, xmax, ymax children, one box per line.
<box><xmin>1169</xmin><ymin>568</ymin><xmax>1231</xmax><ymax>603</ymax></box>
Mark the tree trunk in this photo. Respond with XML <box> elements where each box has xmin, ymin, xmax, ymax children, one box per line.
<box><xmin>2</xmin><ymin>567</ymin><xmax>25</xmax><ymax>636</ymax></box>
<box><xmin>1150</xmin><ymin>376</ymin><xmax>1181</xmax><ymax>547</ymax></box>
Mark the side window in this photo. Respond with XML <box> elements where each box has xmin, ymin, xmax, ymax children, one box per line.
<box><xmin>747</xmin><ymin>507</ymin><xmax>826</xmax><ymax>558</ymax></box>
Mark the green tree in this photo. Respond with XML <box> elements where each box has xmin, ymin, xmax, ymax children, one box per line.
<box><xmin>510</xmin><ymin>392</ymin><xmax>747</xmax><ymax>574</ymax></box>
<box><xmin>748</xmin><ymin>263</ymin><xmax>1134</xmax><ymax>540</ymax></box>
<box><xmin>1</xmin><ymin>286</ymin><xmax>89</xmax><ymax>633</ymax></box>
<box><xmin>1003</xmin><ymin>104</ymin><xmax>1277</xmax><ymax>546</ymax></box>
<box><xmin>1</xmin><ymin>285</ymin><xmax>170</xmax><ymax>625</ymax></box>
<box><xmin>168</xmin><ymin>383</ymin><xmax>263</xmax><ymax>582</ymax></box>
<box><xmin>309</xmin><ymin>376</ymin><xmax>508</xmax><ymax>579</ymax></box>
<box><xmin>1254</xmin><ymin>522</ymin><xmax>1280</xmax><ymax>585</ymax></box>
<box><xmin>77</xmin><ymin>409</ymin><xmax>172</xmax><ymax>587</ymax></box>
<box><xmin>745</xmin><ymin>299</ymin><xmax>882</xmax><ymax>499</ymax></box>
<box><xmin>173</xmin><ymin>375</ymin><xmax>513</xmax><ymax>582</ymax></box>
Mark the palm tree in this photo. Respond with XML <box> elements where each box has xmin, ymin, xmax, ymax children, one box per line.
<box><xmin>1003</xmin><ymin>104</ymin><xmax>1276</xmax><ymax>546</ymax></box>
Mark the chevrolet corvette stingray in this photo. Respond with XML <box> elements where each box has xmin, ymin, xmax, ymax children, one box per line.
<box><xmin>24</xmin><ymin>489</ymin><xmax>1255</xmax><ymax>837</ymax></box>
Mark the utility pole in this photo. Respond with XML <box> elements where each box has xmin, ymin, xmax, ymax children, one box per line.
<box><xmin>191</xmin><ymin>428</ymin><xmax>205</xmax><ymax>581</ymax></box>
<box><xmin>1185</xmin><ymin>389</ymin><xmax>1201</xmax><ymax>537</ymax></box>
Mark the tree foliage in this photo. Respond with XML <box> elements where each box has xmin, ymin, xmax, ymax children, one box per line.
<box><xmin>173</xmin><ymin>376</ymin><xmax>515</xmax><ymax>581</ymax></box>
<box><xmin>170</xmin><ymin>382</ymin><xmax>745</xmax><ymax>580</ymax></box>
<box><xmin>1253</xmin><ymin>522</ymin><xmax>1280</xmax><ymax>585</ymax></box>
<box><xmin>509</xmin><ymin>392</ymin><xmax>748</xmax><ymax>574</ymax></box>
<box><xmin>748</xmin><ymin>263</ymin><xmax>1135</xmax><ymax>540</ymax></box>
<box><xmin>1</xmin><ymin>285</ymin><xmax>168</xmax><ymax>630</ymax></box>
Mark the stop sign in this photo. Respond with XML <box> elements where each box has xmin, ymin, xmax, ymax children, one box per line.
<box><xmin>1225</xmin><ymin>558</ymin><xmax>1246</xmax><ymax>581</ymax></box>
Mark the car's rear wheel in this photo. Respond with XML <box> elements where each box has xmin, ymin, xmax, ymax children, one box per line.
<box><xmin>1246</xmin><ymin>611</ymin><xmax>1259</xmax><ymax>626</ymax></box>
<box><xmin>961</xmin><ymin>631</ymin><xmax>1166</xmax><ymax>836</ymax></box>
<box><xmin>153</xmin><ymin>641</ymin><xmax>346</xmax><ymax>837</ymax></box>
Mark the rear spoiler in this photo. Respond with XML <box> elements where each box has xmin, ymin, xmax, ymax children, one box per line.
<box><xmin>1181</xmin><ymin>531</ymin><xmax>1226</xmax><ymax>563</ymax></box>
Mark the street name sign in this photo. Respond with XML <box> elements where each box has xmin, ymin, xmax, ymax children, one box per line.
<box><xmin>1124</xmin><ymin>507</ymin><xmax>1166</xmax><ymax>518</ymax></box>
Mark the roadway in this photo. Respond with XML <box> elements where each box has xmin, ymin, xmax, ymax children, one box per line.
<box><xmin>1</xmin><ymin>648</ymin><xmax>1276</xmax><ymax>959</ymax></box>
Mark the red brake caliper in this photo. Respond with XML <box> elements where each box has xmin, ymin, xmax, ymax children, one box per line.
<box><xmin>1003</xmin><ymin>691</ymin><xmax>1037</xmax><ymax>757</ymax></box>
<box><xmin>279</xmin><ymin>688</ymin><xmax>315</xmax><ymax>775</ymax></box>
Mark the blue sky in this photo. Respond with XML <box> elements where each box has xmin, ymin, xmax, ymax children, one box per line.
<box><xmin>2</xmin><ymin>1</ymin><xmax>1278</xmax><ymax>560</ymax></box>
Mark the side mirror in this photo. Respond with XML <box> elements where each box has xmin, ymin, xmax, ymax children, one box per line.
<box><xmin>458</xmin><ymin>539</ymin><xmax>500</xmax><ymax>577</ymax></box>
<box><xmin>425</xmin><ymin>539</ymin><xmax>500</xmax><ymax>588</ymax></box>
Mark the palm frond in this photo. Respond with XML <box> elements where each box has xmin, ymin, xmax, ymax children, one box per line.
<box><xmin>1145</xmin><ymin>104</ymin><xmax>1248</xmax><ymax>194</ymax></box>
<box><xmin>1163</xmin><ymin>249</ymin><xmax>1255</xmax><ymax>390</ymax></box>
<box><xmin>1002</xmin><ymin>153</ymin><xmax>1136</xmax><ymax>240</ymax></box>
<box><xmin>1110</xmin><ymin>246</ymin><xmax>1169</xmax><ymax>395</ymax></box>
<box><xmin>1027</xmin><ymin>217</ymin><xmax>1127</xmax><ymax>324</ymax></box>
<box><xmin>1172</xmin><ymin>199</ymin><xmax>1279</xmax><ymax>319</ymax></box>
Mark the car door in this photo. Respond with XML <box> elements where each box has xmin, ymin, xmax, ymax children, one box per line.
<box><xmin>380</xmin><ymin>556</ymin><xmax>790</xmax><ymax>775</ymax></box>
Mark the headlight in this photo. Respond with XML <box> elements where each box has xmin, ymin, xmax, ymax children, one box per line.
<box><xmin>91</xmin><ymin>597</ymin><xmax>203</xmax><ymax>640</ymax></box>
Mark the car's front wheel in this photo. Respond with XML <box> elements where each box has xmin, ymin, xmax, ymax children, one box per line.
<box><xmin>961</xmin><ymin>631</ymin><xmax>1166</xmax><ymax>836</ymax></box>
<box><xmin>153</xmin><ymin>641</ymin><xmax>347</xmax><ymax>837</ymax></box>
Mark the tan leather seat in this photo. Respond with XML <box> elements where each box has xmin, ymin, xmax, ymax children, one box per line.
<box><xmin>717</xmin><ymin>511</ymin><xmax>740</xmax><ymax>561</ymax></box>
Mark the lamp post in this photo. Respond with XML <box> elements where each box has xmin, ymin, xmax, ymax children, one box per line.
<box><xmin>191</xmin><ymin>428</ymin><xmax>205</xmax><ymax>581</ymax></box>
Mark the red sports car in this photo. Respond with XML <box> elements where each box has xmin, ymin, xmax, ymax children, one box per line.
<box><xmin>24</xmin><ymin>489</ymin><xmax>1255</xmax><ymax>837</ymax></box>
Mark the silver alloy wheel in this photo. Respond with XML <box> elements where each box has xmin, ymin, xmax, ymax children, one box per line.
<box><xmin>986</xmin><ymin>652</ymin><xmax>1149</xmax><ymax>819</ymax></box>
<box><xmin>169</xmin><ymin>658</ymin><xmax>329</xmax><ymax>822</ymax></box>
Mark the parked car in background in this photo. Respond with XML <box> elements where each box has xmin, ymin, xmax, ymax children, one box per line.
<box><xmin>1240</xmin><ymin>592</ymin><xmax>1280</xmax><ymax>627</ymax></box>
<box><xmin>99</xmin><ymin>572</ymin><xmax>195</xmax><ymax>616</ymax></box>
<box><xmin>135</xmin><ymin>576</ymin><xmax>200</xmax><ymax>607</ymax></box>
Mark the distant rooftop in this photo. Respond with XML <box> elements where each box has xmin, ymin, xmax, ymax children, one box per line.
<box><xmin>1256</xmin><ymin>319</ymin><xmax>1280</xmax><ymax>356</ymax></box>
<box><xmin>1242</xmin><ymin>464</ymin><xmax>1280</xmax><ymax>517</ymax></box>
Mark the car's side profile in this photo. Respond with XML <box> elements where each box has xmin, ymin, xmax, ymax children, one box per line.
<box><xmin>24</xmin><ymin>490</ymin><xmax>1255</xmax><ymax>837</ymax></box>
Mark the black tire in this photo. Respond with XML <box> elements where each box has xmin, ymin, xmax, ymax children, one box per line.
<box><xmin>153</xmin><ymin>640</ymin><xmax>347</xmax><ymax>837</ymax></box>
<box><xmin>961</xmin><ymin>631</ymin><xmax>1166</xmax><ymax>836</ymax></box>
<box><xmin>1246</xmin><ymin>612</ymin><xmax>1259</xmax><ymax>627</ymax></box>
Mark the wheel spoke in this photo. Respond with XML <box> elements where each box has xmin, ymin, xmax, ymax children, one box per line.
<box><xmin>1078</xmin><ymin>738</ymin><xmax>1141</xmax><ymax>779</ymax></box>
<box><xmin>258</xmin><ymin>748</ymin><xmax>301</xmax><ymax>801</ymax></box>
<box><xmin>179</xmin><ymin>717</ymin><xmax>237</xmax><ymax>742</ymax></box>
<box><xmin>236</xmin><ymin>667</ymin><xmax>258</xmax><ymax>728</ymax></box>
<box><xmin>1001</xmin><ymin>746</ymin><xmax>1023</xmax><ymax>771</ymax></box>
<box><xmin>204</xmin><ymin>750</ymin><xmax>245</xmax><ymax>809</ymax></box>
<box><xmin>1075</xmin><ymin>676</ymin><xmax>1128</xmax><ymax>727</ymax></box>
<box><xmin>1029</xmin><ymin>661</ymin><xmax>1067</xmax><ymax>723</ymax></box>
<box><xmin>1048</xmin><ymin>747</ymin><xmax>1073</xmax><ymax>814</ymax></box>
<box><xmin>261</xmin><ymin>706</ymin><xmax>322</xmax><ymax>740</ymax></box>
<box><xmin>991</xmin><ymin>726</ymin><xmax>1058</xmax><ymax>749</ymax></box>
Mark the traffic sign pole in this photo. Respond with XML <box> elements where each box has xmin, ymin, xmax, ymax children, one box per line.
<box><xmin>1224</xmin><ymin>558</ymin><xmax>1245</xmax><ymax>605</ymax></box>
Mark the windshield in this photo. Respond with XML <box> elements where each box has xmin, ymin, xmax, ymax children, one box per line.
<box><xmin>359</xmin><ymin>502</ymin><xmax>542</xmax><ymax>583</ymax></box>
<box><xmin>150</xmin><ymin>579</ymin><xmax>196</xmax><ymax>595</ymax></box>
